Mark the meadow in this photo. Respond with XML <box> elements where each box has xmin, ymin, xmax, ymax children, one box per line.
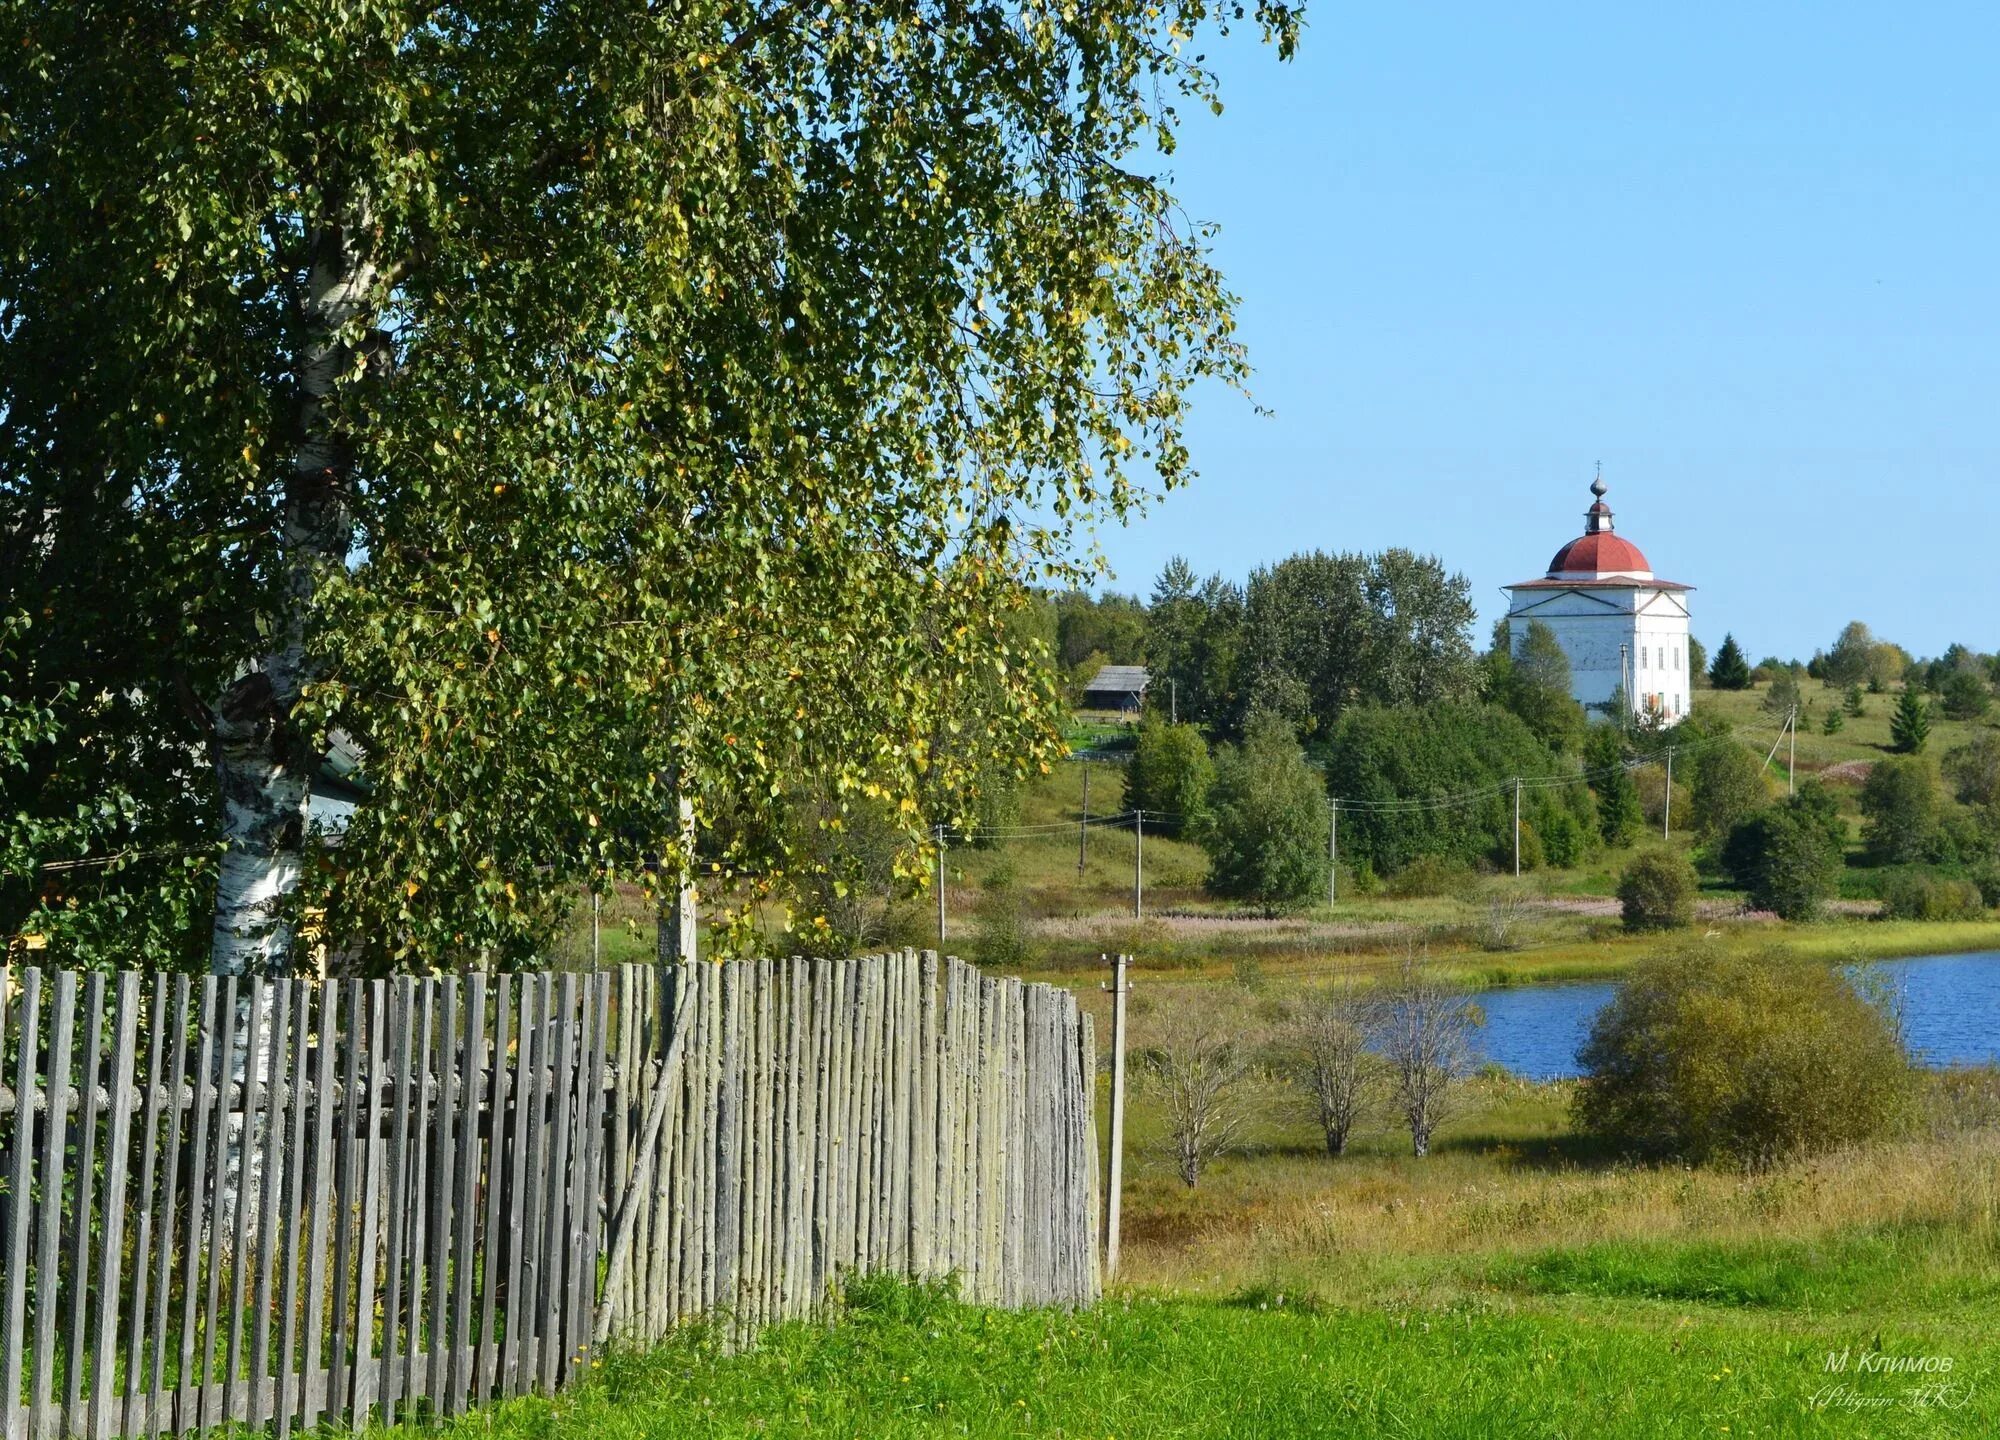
<box><xmin>385</xmin><ymin>1073</ymin><xmax>2000</xmax><ymax>1438</ymax></box>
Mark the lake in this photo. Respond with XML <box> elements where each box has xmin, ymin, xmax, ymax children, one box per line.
<box><xmin>1476</xmin><ymin>951</ymin><xmax>2000</xmax><ymax>1081</ymax></box>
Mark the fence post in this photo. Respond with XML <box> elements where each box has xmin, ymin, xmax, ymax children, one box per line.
<box><xmin>936</xmin><ymin>825</ymin><xmax>947</xmax><ymax>950</ymax></box>
<box><xmin>1104</xmin><ymin>954</ymin><xmax>1129</xmax><ymax>1284</ymax></box>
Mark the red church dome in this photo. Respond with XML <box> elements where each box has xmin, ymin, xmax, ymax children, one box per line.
<box><xmin>1541</xmin><ymin>474</ymin><xmax>1653</xmax><ymax>578</ymax></box>
<box><xmin>1547</xmin><ymin>530</ymin><xmax>1652</xmax><ymax>578</ymax></box>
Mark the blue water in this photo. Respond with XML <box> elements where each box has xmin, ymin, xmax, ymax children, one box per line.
<box><xmin>1477</xmin><ymin>952</ymin><xmax>2000</xmax><ymax>1081</ymax></box>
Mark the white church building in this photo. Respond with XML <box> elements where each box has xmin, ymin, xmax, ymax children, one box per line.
<box><xmin>1505</xmin><ymin>475</ymin><xmax>1693</xmax><ymax>723</ymax></box>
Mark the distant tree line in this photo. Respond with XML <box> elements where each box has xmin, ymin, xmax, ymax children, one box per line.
<box><xmin>1044</xmin><ymin>572</ymin><xmax>2000</xmax><ymax>920</ymax></box>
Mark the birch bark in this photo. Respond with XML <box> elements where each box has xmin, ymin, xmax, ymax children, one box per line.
<box><xmin>209</xmin><ymin>209</ymin><xmax>380</xmax><ymax>976</ymax></box>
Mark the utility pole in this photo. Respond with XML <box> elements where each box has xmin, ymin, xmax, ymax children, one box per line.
<box><xmin>1169</xmin><ymin>677</ymin><xmax>1177</xmax><ymax>726</ymax></box>
<box><xmin>1663</xmin><ymin>748</ymin><xmax>1673</xmax><ymax>839</ymax></box>
<box><xmin>1133</xmin><ymin>810</ymin><xmax>1144</xmax><ymax>919</ymax></box>
<box><xmin>1513</xmin><ymin>779</ymin><xmax>1522</xmax><ymax>878</ymax></box>
<box><xmin>1788</xmin><ymin>707</ymin><xmax>1797</xmax><ymax>797</ymax></box>
<box><xmin>1328</xmin><ymin>798</ymin><xmax>1339</xmax><ymax>908</ymax></box>
<box><xmin>1619</xmin><ymin>643</ymin><xmax>1630</xmax><ymax>733</ymax></box>
<box><xmin>936</xmin><ymin>824</ymin><xmax>947</xmax><ymax>950</ymax></box>
<box><xmin>1104</xmin><ymin>952</ymin><xmax>1130</xmax><ymax>1282</ymax></box>
<box><xmin>1078</xmin><ymin>761</ymin><xmax>1090</xmax><ymax>874</ymax></box>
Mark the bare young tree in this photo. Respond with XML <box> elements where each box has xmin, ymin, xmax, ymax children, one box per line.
<box><xmin>1283</xmin><ymin>984</ymin><xmax>1375</xmax><ymax>1158</ymax></box>
<box><xmin>1372</xmin><ymin>948</ymin><xmax>1482</xmax><ymax>1158</ymax></box>
<box><xmin>1146</xmin><ymin>1012</ymin><xmax>1251</xmax><ymax>1189</ymax></box>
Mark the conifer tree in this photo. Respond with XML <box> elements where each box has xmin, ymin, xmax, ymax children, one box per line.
<box><xmin>1586</xmin><ymin>726</ymin><xmax>1644</xmax><ymax>848</ymax></box>
<box><xmin>1708</xmin><ymin>634</ymin><xmax>1753</xmax><ymax>691</ymax></box>
<box><xmin>1891</xmin><ymin>687</ymin><xmax>1932</xmax><ymax>755</ymax></box>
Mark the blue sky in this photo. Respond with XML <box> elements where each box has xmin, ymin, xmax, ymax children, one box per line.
<box><xmin>1090</xmin><ymin>2</ymin><xmax>1999</xmax><ymax>661</ymax></box>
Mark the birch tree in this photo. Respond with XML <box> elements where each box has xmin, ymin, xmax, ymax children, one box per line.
<box><xmin>1282</xmin><ymin>984</ymin><xmax>1373</xmax><ymax>1157</ymax></box>
<box><xmin>1147</xmin><ymin>1012</ymin><xmax>1250</xmax><ymax>1189</ymax></box>
<box><xmin>0</xmin><ymin>0</ymin><xmax>1299</xmax><ymax>973</ymax></box>
<box><xmin>1372</xmin><ymin>949</ymin><xmax>1480</xmax><ymax>1158</ymax></box>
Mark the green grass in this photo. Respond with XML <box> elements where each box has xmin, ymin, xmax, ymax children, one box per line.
<box><xmin>1488</xmin><ymin>1225</ymin><xmax>2000</xmax><ymax>1311</ymax></box>
<box><xmin>1698</xmin><ymin>681</ymin><xmax>2000</xmax><ymax>772</ymax></box>
<box><xmin>386</xmin><ymin>1275</ymin><xmax>2000</xmax><ymax>1438</ymax></box>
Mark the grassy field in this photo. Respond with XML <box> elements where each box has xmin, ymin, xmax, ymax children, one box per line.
<box><xmin>393</xmin><ymin>1279</ymin><xmax>1999</xmax><ymax>1437</ymax></box>
<box><xmin>387</xmin><ymin>1076</ymin><xmax>2000</xmax><ymax>1438</ymax></box>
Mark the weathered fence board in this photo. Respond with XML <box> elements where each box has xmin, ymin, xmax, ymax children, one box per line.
<box><xmin>0</xmin><ymin>952</ymin><xmax>1095</xmax><ymax>1440</ymax></box>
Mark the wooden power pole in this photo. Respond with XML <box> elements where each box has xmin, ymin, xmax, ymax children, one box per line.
<box><xmin>1078</xmin><ymin>761</ymin><xmax>1089</xmax><ymax>874</ymax></box>
<box><xmin>1328</xmin><ymin>798</ymin><xmax>1338</xmax><ymax>908</ymax></box>
<box><xmin>1512</xmin><ymin>779</ymin><xmax>1522</xmax><ymax>878</ymax></box>
<box><xmin>1133</xmin><ymin>810</ymin><xmax>1144</xmax><ymax>919</ymax></box>
<box><xmin>1105</xmin><ymin>952</ymin><xmax>1129</xmax><ymax>1282</ymax></box>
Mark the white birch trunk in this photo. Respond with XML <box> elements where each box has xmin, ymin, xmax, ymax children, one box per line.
<box><xmin>657</xmin><ymin>791</ymin><xmax>699</xmax><ymax>964</ymax></box>
<box><xmin>209</xmin><ymin>207</ymin><xmax>380</xmax><ymax>976</ymax></box>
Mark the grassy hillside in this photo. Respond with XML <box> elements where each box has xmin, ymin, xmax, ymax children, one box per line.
<box><xmin>1698</xmin><ymin>680</ymin><xmax>1998</xmax><ymax>772</ymax></box>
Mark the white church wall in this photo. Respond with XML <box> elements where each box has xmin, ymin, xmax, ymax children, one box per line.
<box><xmin>1509</xmin><ymin>588</ymin><xmax>1690</xmax><ymax>722</ymax></box>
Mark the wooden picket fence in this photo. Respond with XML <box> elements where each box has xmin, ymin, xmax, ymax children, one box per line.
<box><xmin>0</xmin><ymin>953</ymin><xmax>1098</xmax><ymax>1440</ymax></box>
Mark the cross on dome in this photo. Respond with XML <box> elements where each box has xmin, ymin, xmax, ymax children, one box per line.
<box><xmin>1545</xmin><ymin>470</ymin><xmax>1649</xmax><ymax>579</ymax></box>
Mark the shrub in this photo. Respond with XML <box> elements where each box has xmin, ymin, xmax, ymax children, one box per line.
<box><xmin>1943</xmin><ymin>732</ymin><xmax>2000</xmax><ymax>809</ymax></box>
<box><xmin>1196</xmin><ymin>713</ymin><xmax>1330</xmax><ymax>911</ymax></box>
<box><xmin>1281</xmin><ymin>986</ymin><xmax>1375</xmax><ymax>1158</ymax></box>
<box><xmin>1617</xmin><ymin>849</ymin><xmax>1697</xmax><ymax>931</ymax></box>
<box><xmin>1372</xmin><ymin>949</ymin><xmax>1480</xmax><ymax>1158</ymax></box>
<box><xmin>1690</xmin><ymin>741</ymin><xmax>1770</xmax><ymax>841</ymax></box>
<box><xmin>1384</xmin><ymin>853</ymin><xmax>1471</xmax><ymax>899</ymax></box>
<box><xmin>1940</xmin><ymin>667</ymin><xmax>1991</xmax><ymax>721</ymax></box>
<box><xmin>1539</xmin><ymin>807</ymin><xmax>1588</xmax><ymax>869</ymax></box>
<box><xmin>1860</xmin><ymin>755</ymin><xmax>1940</xmax><ymax>864</ymax></box>
<box><xmin>1574</xmin><ymin>945</ymin><xmax>1914</xmax><ymax>1165</ymax></box>
<box><xmin>1323</xmin><ymin>701</ymin><xmax>1595</xmax><ymax>876</ymax></box>
<box><xmin>1879</xmin><ymin>872</ymin><xmax>1986</xmax><ymax>922</ymax></box>
<box><xmin>1120</xmin><ymin>719</ymin><xmax>1214</xmax><ymax>837</ymax></box>
<box><xmin>1507</xmin><ymin>819</ymin><xmax>1546</xmax><ymax>873</ymax></box>
<box><xmin>971</xmin><ymin>864</ymin><xmax>1033</xmax><ymax>969</ymax></box>
<box><xmin>1146</xmin><ymin>1013</ymin><xmax>1251</xmax><ymax>1188</ymax></box>
<box><xmin>1719</xmin><ymin>783</ymin><xmax>1845</xmax><ymax>920</ymax></box>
